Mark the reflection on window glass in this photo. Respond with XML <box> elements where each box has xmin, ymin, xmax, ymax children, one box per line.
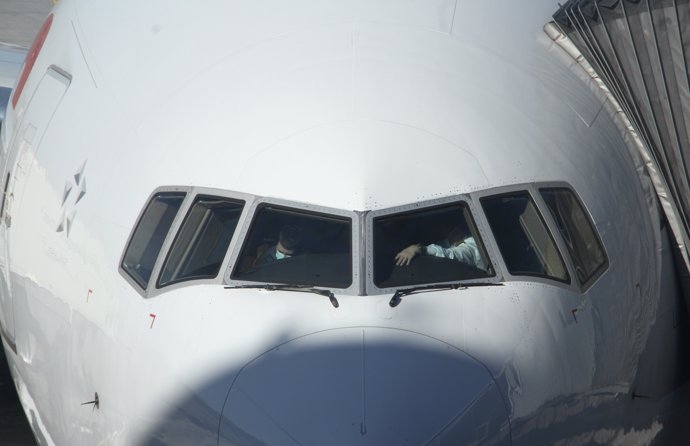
<box><xmin>158</xmin><ymin>196</ymin><xmax>245</xmax><ymax>287</ymax></box>
<box><xmin>373</xmin><ymin>203</ymin><xmax>492</xmax><ymax>288</ymax></box>
<box><xmin>540</xmin><ymin>188</ymin><xmax>606</xmax><ymax>284</ymax></box>
<box><xmin>232</xmin><ymin>205</ymin><xmax>352</xmax><ymax>288</ymax></box>
<box><xmin>0</xmin><ymin>86</ymin><xmax>11</xmax><ymax>124</ymax></box>
<box><xmin>122</xmin><ymin>192</ymin><xmax>186</xmax><ymax>288</ymax></box>
<box><xmin>482</xmin><ymin>192</ymin><xmax>569</xmax><ymax>282</ymax></box>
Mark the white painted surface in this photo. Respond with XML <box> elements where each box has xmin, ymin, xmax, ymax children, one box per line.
<box><xmin>0</xmin><ymin>0</ymin><xmax>684</xmax><ymax>444</ymax></box>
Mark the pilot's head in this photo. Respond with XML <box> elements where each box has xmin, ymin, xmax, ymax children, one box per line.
<box><xmin>276</xmin><ymin>225</ymin><xmax>302</xmax><ymax>259</ymax></box>
<box><xmin>447</xmin><ymin>225</ymin><xmax>468</xmax><ymax>246</ymax></box>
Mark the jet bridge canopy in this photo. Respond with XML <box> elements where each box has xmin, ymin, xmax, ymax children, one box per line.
<box><xmin>552</xmin><ymin>0</ymin><xmax>690</xmax><ymax>276</ymax></box>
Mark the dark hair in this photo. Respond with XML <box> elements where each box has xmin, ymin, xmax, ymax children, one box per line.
<box><xmin>447</xmin><ymin>226</ymin><xmax>467</xmax><ymax>245</ymax></box>
<box><xmin>279</xmin><ymin>225</ymin><xmax>302</xmax><ymax>250</ymax></box>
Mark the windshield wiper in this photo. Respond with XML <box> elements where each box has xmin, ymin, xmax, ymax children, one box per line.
<box><xmin>389</xmin><ymin>282</ymin><xmax>503</xmax><ymax>308</ymax></box>
<box><xmin>225</xmin><ymin>284</ymin><xmax>339</xmax><ymax>308</ymax></box>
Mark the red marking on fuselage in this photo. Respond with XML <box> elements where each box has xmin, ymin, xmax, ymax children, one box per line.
<box><xmin>149</xmin><ymin>313</ymin><xmax>156</xmax><ymax>329</ymax></box>
<box><xmin>12</xmin><ymin>14</ymin><xmax>54</xmax><ymax>109</ymax></box>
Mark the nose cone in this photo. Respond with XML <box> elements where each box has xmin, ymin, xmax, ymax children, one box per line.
<box><xmin>219</xmin><ymin>328</ymin><xmax>510</xmax><ymax>445</ymax></box>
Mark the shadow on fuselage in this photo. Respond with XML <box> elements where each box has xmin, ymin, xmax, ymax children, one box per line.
<box><xmin>509</xmin><ymin>221</ymin><xmax>690</xmax><ymax>446</ymax></box>
<box><xmin>141</xmin><ymin>328</ymin><xmax>511</xmax><ymax>446</ymax></box>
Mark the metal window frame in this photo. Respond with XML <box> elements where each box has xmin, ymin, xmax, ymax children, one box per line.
<box><xmin>475</xmin><ymin>184</ymin><xmax>581</xmax><ymax>293</ymax></box>
<box><xmin>155</xmin><ymin>194</ymin><xmax>249</xmax><ymax>290</ymax></box>
<box><xmin>537</xmin><ymin>181</ymin><xmax>610</xmax><ymax>291</ymax></box>
<box><xmin>225</xmin><ymin>196</ymin><xmax>361</xmax><ymax>296</ymax></box>
<box><xmin>118</xmin><ymin>186</ymin><xmax>190</xmax><ymax>297</ymax></box>
<box><xmin>365</xmin><ymin>194</ymin><xmax>502</xmax><ymax>296</ymax></box>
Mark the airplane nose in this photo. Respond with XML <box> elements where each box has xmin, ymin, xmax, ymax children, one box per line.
<box><xmin>219</xmin><ymin>327</ymin><xmax>510</xmax><ymax>445</ymax></box>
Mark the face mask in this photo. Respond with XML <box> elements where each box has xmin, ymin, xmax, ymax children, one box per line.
<box><xmin>276</xmin><ymin>249</ymin><xmax>291</xmax><ymax>260</ymax></box>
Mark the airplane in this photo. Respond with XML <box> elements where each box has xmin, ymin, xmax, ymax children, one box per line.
<box><xmin>0</xmin><ymin>0</ymin><xmax>688</xmax><ymax>444</ymax></box>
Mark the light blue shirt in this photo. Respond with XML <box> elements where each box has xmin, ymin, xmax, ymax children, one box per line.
<box><xmin>425</xmin><ymin>236</ymin><xmax>486</xmax><ymax>270</ymax></box>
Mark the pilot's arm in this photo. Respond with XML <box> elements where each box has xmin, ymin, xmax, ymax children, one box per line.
<box><xmin>403</xmin><ymin>240</ymin><xmax>483</xmax><ymax>269</ymax></box>
<box><xmin>429</xmin><ymin>238</ymin><xmax>485</xmax><ymax>270</ymax></box>
<box><xmin>396</xmin><ymin>241</ymin><xmax>478</xmax><ymax>266</ymax></box>
<box><xmin>396</xmin><ymin>243</ymin><xmax>452</xmax><ymax>266</ymax></box>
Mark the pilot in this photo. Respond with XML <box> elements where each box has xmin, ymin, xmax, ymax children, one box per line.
<box><xmin>256</xmin><ymin>225</ymin><xmax>303</xmax><ymax>266</ymax></box>
<box><xmin>394</xmin><ymin>226</ymin><xmax>486</xmax><ymax>270</ymax></box>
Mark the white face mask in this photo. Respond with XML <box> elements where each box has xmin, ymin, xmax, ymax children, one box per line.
<box><xmin>275</xmin><ymin>249</ymin><xmax>291</xmax><ymax>260</ymax></box>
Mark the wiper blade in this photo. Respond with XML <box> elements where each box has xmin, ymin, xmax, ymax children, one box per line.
<box><xmin>389</xmin><ymin>282</ymin><xmax>503</xmax><ymax>307</ymax></box>
<box><xmin>225</xmin><ymin>284</ymin><xmax>339</xmax><ymax>308</ymax></box>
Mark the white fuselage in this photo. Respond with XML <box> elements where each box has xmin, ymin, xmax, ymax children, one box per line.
<box><xmin>0</xmin><ymin>0</ymin><xmax>682</xmax><ymax>445</ymax></box>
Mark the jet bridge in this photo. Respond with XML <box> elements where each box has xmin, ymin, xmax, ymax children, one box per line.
<box><xmin>551</xmin><ymin>0</ymin><xmax>690</xmax><ymax>299</ymax></box>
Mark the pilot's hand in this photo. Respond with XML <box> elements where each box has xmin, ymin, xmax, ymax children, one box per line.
<box><xmin>395</xmin><ymin>244</ymin><xmax>423</xmax><ymax>266</ymax></box>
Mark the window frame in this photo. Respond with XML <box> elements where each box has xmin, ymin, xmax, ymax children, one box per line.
<box><xmin>537</xmin><ymin>183</ymin><xmax>609</xmax><ymax>290</ymax></box>
<box><xmin>365</xmin><ymin>195</ymin><xmax>501</xmax><ymax>295</ymax></box>
<box><xmin>224</xmin><ymin>197</ymin><xmax>361</xmax><ymax>295</ymax></box>
<box><xmin>480</xmin><ymin>190</ymin><xmax>571</xmax><ymax>285</ymax></box>
<box><xmin>120</xmin><ymin>187</ymin><xmax>255</xmax><ymax>298</ymax></box>
<box><xmin>156</xmin><ymin>194</ymin><xmax>247</xmax><ymax>290</ymax></box>
<box><xmin>119</xmin><ymin>187</ymin><xmax>189</xmax><ymax>295</ymax></box>
<box><xmin>473</xmin><ymin>184</ymin><xmax>586</xmax><ymax>291</ymax></box>
<box><xmin>120</xmin><ymin>183</ymin><xmax>604</xmax><ymax>298</ymax></box>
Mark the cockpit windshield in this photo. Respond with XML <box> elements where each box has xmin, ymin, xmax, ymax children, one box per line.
<box><xmin>373</xmin><ymin>202</ymin><xmax>493</xmax><ymax>288</ymax></box>
<box><xmin>122</xmin><ymin>184</ymin><xmax>603</xmax><ymax>297</ymax></box>
<box><xmin>231</xmin><ymin>205</ymin><xmax>352</xmax><ymax>288</ymax></box>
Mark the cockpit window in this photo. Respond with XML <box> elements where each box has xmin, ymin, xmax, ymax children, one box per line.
<box><xmin>0</xmin><ymin>87</ymin><xmax>11</xmax><ymax>124</ymax></box>
<box><xmin>231</xmin><ymin>205</ymin><xmax>352</xmax><ymax>288</ymax></box>
<box><xmin>373</xmin><ymin>203</ymin><xmax>492</xmax><ymax>288</ymax></box>
<box><xmin>481</xmin><ymin>192</ymin><xmax>569</xmax><ymax>283</ymax></box>
<box><xmin>122</xmin><ymin>192</ymin><xmax>186</xmax><ymax>288</ymax></box>
<box><xmin>540</xmin><ymin>188</ymin><xmax>607</xmax><ymax>285</ymax></box>
<box><xmin>158</xmin><ymin>195</ymin><xmax>245</xmax><ymax>288</ymax></box>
